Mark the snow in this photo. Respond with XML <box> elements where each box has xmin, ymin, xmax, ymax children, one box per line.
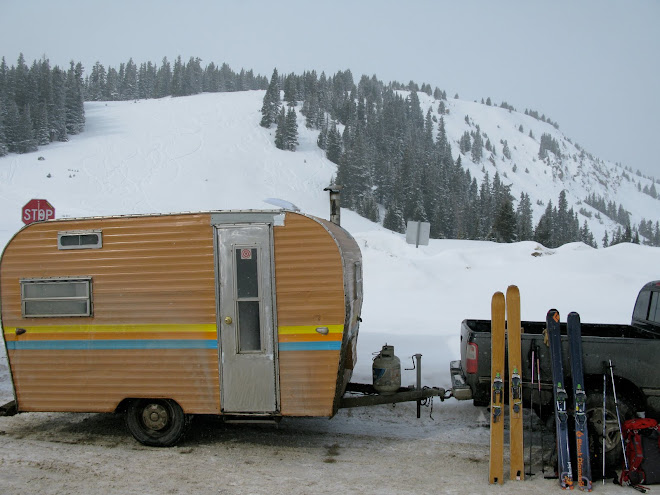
<box><xmin>0</xmin><ymin>91</ymin><xmax>656</xmax><ymax>493</ymax></box>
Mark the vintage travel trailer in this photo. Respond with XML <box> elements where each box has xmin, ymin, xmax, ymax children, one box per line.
<box><xmin>0</xmin><ymin>208</ymin><xmax>363</xmax><ymax>446</ymax></box>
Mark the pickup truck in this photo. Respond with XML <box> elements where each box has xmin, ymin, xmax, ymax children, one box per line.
<box><xmin>450</xmin><ymin>281</ymin><xmax>660</xmax><ymax>466</ymax></box>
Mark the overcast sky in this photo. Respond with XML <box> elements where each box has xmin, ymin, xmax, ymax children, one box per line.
<box><xmin>2</xmin><ymin>0</ymin><xmax>658</xmax><ymax>177</ymax></box>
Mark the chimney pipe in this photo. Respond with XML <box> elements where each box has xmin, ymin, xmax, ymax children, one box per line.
<box><xmin>324</xmin><ymin>185</ymin><xmax>342</xmax><ymax>226</ymax></box>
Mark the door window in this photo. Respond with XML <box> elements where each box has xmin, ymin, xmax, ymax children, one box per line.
<box><xmin>235</xmin><ymin>247</ymin><xmax>262</xmax><ymax>352</ymax></box>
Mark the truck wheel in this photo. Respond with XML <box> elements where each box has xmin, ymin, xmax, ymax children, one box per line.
<box><xmin>126</xmin><ymin>399</ymin><xmax>186</xmax><ymax>447</ymax></box>
<box><xmin>586</xmin><ymin>393</ymin><xmax>634</xmax><ymax>472</ymax></box>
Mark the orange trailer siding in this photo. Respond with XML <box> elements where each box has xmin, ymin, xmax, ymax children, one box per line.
<box><xmin>1</xmin><ymin>213</ymin><xmax>220</xmax><ymax>414</ymax></box>
<box><xmin>0</xmin><ymin>210</ymin><xmax>363</xmax><ymax>420</ymax></box>
<box><xmin>273</xmin><ymin>213</ymin><xmax>347</xmax><ymax>416</ymax></box>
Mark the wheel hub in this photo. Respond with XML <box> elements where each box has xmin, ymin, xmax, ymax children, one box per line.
<box><xmin>590</xmin><ymin>406</ymin><xmax>619</xmax><ymax>451</ymax></box>
<box><xmin>142</xmin><ymin>403</ymin><xmax>169</xmax><ymax>431</ymax></box>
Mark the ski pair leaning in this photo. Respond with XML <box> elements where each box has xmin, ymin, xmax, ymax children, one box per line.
<box><xmin>547</xmin><ymin>309</ymin><xmax>593</xmax><ymax>491</ymax></box>
<box><xmin>489</xmin><ymin>286</ymin><xmax>524</xmax><ymax>484</ymax></box>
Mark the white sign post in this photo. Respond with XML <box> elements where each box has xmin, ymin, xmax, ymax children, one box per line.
<box><xmin>405</xmin><ymin>221</ymin><xmax>430</xmax><ymax>248</ymax></box>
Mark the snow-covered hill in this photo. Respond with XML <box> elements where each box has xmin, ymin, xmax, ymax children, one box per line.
<box><xmin>1</xmin><ymin>89</ymin><xmax>657</xmax><ymax>386</ymax></box>
<box><xmin>414</xmin><ymin>92</ymin><xmax>660</xmax><ymax>244</ymax></box>
<box><xmin>1</xmin><ymin>90</ymin><xmax>658</xmax><ymax>245</ymax></box>
<box><xmin>0</xmin><ymin>90</ymin><xmax>658</xmax><ymax>494</ymax></box>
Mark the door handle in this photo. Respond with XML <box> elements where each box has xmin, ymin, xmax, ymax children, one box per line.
<box><xmin>224</xmin><ymin>316</ymin><xmax>233</xmax><ymax>325</ymax></box>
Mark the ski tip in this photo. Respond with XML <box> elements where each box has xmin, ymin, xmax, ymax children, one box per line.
<box><xmin>506</xmin><ymin>284</ymin><xmax>519</xmax><ymax>294</ymax></box>
<box><xmin>492</xmin><ymin>291</ymin><xmax>505</xmax><ymax>309</ymax></box>
<box><xmin>546</xmin><ymin>308</ymin><xmax>560</xmax><ymax>322</ymax></box>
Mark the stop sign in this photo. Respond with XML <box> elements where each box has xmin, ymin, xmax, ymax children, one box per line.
<box><xmin>22</xmin><ymin>199</ymin><xmax>55</xmax><ymax>225</ymax></box>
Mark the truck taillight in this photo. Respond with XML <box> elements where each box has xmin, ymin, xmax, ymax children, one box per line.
<box><xmin>466</xmin><ymin>342</ymin><xmax>478</xmax><ymax>374</ymax></box>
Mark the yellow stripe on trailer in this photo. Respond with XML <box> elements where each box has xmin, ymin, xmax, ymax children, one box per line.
<box><xmin>3</xmin><ymin>324</ymin><xmax>218</xmax><ymax>341</ymax></box>
<box><xmin>278</xmin><ymin>324</ymin><xmax>343</xmax><ymax>335</ymax></box>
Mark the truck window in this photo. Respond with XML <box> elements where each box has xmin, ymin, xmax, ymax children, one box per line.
<box><xmin>21</xmin><ymin>278</ymin><xmax>92</xmax><ymax>317</ymax></box>
<box><xmin>633</xmin><ymin>290</ymin><xmax>651</xmax><ymax>321</ymax></box>
<box><xmin>649</xmin><ymin>291</ymin><xmax>660</xmax><ymax>324</ymax></box>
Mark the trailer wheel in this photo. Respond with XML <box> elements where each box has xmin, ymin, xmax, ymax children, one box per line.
<box><xmin>126</xmin><ymin>399</ymin><xmax>186</xmax><ymax>447</ymax></box>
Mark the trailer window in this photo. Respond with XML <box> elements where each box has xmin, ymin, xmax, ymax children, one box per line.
<box><xmin>21</xmin><ymin>278</ymin><xmax>92</xmax><ymax>317</ymax></box>
<box><xmin>58</xmin><ymin>230</ymin><xmax>102</xmax><ymax>250</ymax></box>
<box><xmin>235</xmin><ymin>248</ymin><xmax>262</xmax><ymax>352</ymax></box>
<box><xmin>354</xmin><ymin>261</ymin><xmax>363</xmax><ymax>301</ymax></box>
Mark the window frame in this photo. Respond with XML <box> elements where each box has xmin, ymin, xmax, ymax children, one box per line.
<box><xmin>354</xmin><ymin>261</ymin><xmax>363</xmax><ymax>301</ymax></box>
<box><xmin>234</xmin><ymin>246</ymin><xmax>264</xmax><ymax>354</ymax></box>
<box><xmin>20</xmin><ymin>277</ymin><xmax>93</xmax><ymax>318</ymax></box>
<box><xmin>57</xmin><ymin>230</ymin><xmax>103</xmax><ymax>250</ymax></box>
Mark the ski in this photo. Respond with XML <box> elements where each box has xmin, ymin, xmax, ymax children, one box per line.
<box><xmin>547</xmin><ymin>309</ymin><xmax>574</xmax><ymax>489</ymax></box>
<box><xmin>507</xmin><ymin>285</ymin><xmax>524</xmax><ymax>480</ymax></box>
<box><xmin>489</xmin><ymin>291</ymin><xmax>506</xmax><ymax>484</ymax></box>
<box><xmin>567</xmin><ymin>312</ymin><xmax>593</xmax><ymax>491</ymax></box>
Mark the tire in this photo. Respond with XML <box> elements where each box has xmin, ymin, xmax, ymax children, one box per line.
<box><xmin>125</xmin><ymin>399</ymin><xmax>186</xmax><ymax>447</ymax></box>
<box><xmin>585</xmin><ymin>392</ymin><xmax>635</xmax><ymax>472</ymax></box>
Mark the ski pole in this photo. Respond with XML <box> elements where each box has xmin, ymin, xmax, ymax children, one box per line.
<box><xmin>527</xmin><ymin>348</ymin><xmax>535</xmax><ymax>476</ymax></box>
<box><xmin>608</xmin><ymin>360</ymin><xmax>629</xmax><ymax>473</ymax></box>
<box><xmin>602</xmin><ymin>368</ymin><xmax>607</xmax><ymax>484</ymax></box>
<box><xmin>537</xmin><ymin>349</ymin><xmax>544</xmax><ymax>475</ymax></box>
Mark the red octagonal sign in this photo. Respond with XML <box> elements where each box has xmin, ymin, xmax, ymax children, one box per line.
<box><xmin>22</xmin><ymin>199</ymin><xmax>55</xmax><ymax>225</ymax></box>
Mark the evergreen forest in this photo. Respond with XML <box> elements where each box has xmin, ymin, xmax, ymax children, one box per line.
<box><xmin>1</xmin><ymin>54</ymin><xmax>658</xmax><ymax>248</ymax></box>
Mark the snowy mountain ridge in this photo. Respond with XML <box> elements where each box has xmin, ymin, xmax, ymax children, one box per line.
<box><xmin>1</xmin><ymin>89</ymin><xmax>659</xmax><ymax>495</ymax></box>
<box><xmin>411</xmin><ymin>91</ymin><xmax>659</xmax><ymax>245</ymax></box>
<box><xmin>0</xmin><ymin>89</ymin><xmax>658</xmax><ymax>249</ymax></box>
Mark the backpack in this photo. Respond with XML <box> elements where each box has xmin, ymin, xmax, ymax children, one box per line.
<box><xmin>620</xmin><ymin>418</ymin><xmax>660</xmax><ymax>486</ymax></box>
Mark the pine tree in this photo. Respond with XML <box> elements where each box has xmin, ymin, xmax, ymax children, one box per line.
<box><xmin>534</xmin><ymin>201</ymin><xmax>554</xmax><ymax>247</ymax></box>
<box><xmin>155</xmin><ymin>57</ymin><xmax>171</xmax><ymax>98</ymax></box>
<box><xmin>471</xmin><ymin>127</ymin><xmax>483</xmax><ymax>162</ymax></box>
<box><xmin>359</xmin><ymin>192</ymin><xmax>380</xmax><ymax>222</ymax></box>
<box><xmin>0</xmin><ymin>100</ymin><xmax>8</xmax><ymax>156</ymax></box>
<box><xmin>493</xmin><ymin>197</ymin><xmax>516</xmax><ymax>242</ymax></box>
<box><xmin>16</xmin><ymin>104</ymin><xmax>37</xmax><ymax>153</ymax></box>
<box><xmin>260</xmin><ymin>68</ymin><xmax>281</xmax><ymax>128</ymax></box>
<box><xmin>4</xmin><ymin>100</ymin><xmax>20</xmax><ymax>152</ymax></box>
<box><xmin>50</xmin><ymin>66</ymin><xmax>68</xmax><ymax>141</ymax></box>
<box><xmin>516</xmin><ymin>193</ymin><xmax>534</xmax><ymax>241</ymax></box>
<box><xmin>88</xmin><ymin>61</ymin><xmax>106</xmax><ymax>101</ymax></box>
<box><xmin>170</xmin><ymin>56</ymin><xmax>184</xmax><ymax>97</ymax></box>
<box><xmin>104</xmin><ymin>67</ymin><xmax>119</xmax><ymax>100</ymax></box>
<box><xmin>285</xmin><ymin>107</ymin><xmax>299</xmax><ymax>151</ymax></box>
<box><xmin>65</xmin><ymin>61</ymin><xmax>85</xmax><ymax>134</ymax></box>
<box><xmin>579</xmin><ymin>220</ymin><xmax>596</xmax><ymax>247</ymax></box>
<box><xmin>325</xmin><ymin>121</ymin><xmax>342</xmax><ymax>164</ymax></box>
<box><xmin>556</xmin><ymin>190</ymin><xmax>570</xmax><ymax>245</ymax></box>
<box><xmin>459</xmin><ymin>131</ymin><xmax>471</xmax><ymax>154</ymax></box>
<box><xmin>283</xmin><ymin>73</ymin><xmax>297</xmax><ymax>106</ymax></box>
<box><xmin>502</xmin><ymin>140</ymin><xmax>511</xmax><ymax>159</ymax></box>
<box><xmin>383</xmin><ymin>200</ymin><xmax>406</xmax><ymax>233</ymax></box>
<box><xmin>34</xmin><ymin>102</ymin><xmax>50</xmax><ymax>145</ymax></box>
<box><xmin>317</xmin><ymin>117</ymin><xmax>328</xmax><ymax>149</ymax></box>
<box><xmin>274</xmin><ymin>106</ymin><xmax>286</xmax><ymax>150</ymax></box>
<box><xmin>121</xmin><ymin>58</ymin><xmax>138</xmax><ymax>100</ymax></box>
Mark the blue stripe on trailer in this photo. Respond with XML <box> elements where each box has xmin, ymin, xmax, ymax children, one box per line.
<box><xmin>279</xmin><ymin>341</ymin><xmax>341</xmax><ymax>351</ymax></box>
<box><xmin>6</xmin><ymin>339</ymin><xmax>218</xmax><ymax>351</ymax></box>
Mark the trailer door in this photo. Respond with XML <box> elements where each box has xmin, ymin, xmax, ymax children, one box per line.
<box><xmin>217</xmin><ymin>225</ymin><xmax>278</xmax><ymax>413</ymax></box>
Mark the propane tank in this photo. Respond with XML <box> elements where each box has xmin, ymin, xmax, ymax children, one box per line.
<box><xmin>372</xmin><ymin>344</ymin><xmax>401</xmax><ymax>395</ymax></box>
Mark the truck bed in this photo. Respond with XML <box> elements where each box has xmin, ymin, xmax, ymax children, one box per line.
<box><xmin>452</xmin><ymin>318</ymin><xmax>660</xmax><ymax>416</ymax></box>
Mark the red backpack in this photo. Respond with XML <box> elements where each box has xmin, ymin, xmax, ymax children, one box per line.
<box><xmin>620</xmin><ymin>418</ymin><xmax>660</xmax><ymax>487</ymax></box>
